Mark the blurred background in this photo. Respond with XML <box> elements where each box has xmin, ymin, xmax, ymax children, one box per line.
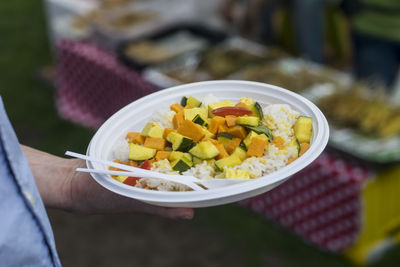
<box><xmin>1</xmin><ymin>0</ymin><xmax>400</xmax><ymax>266</ymax></box>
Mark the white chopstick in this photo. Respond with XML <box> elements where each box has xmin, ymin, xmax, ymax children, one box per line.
<box><xmin>65</xmin><ymin>151</ymin><xmax>205</xmax><ymax>191</ymax></box>
<box><xmin>76</xmin><ymin>167</ymin><xmax>205</xmax><ymax>191</ymax></box>
<box><xmin>65</xmin><ymin>151</ymin><xmax>200</xmax><ymax>183</ymax></box>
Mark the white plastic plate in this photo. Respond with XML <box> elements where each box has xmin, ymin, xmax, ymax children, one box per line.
<box><xmin>87</xmin><ymin>80</ymin><xmax>329</xmax><ymax>207</ymax></box>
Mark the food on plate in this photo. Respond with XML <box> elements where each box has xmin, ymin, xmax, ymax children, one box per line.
<box><xmin>111</xmin><ymin>95</ymin><xmax>313</xmax><ymax>191</ymax></box>
<box><xmin>317</xmin><ymin>84</ymin><xmax>400</xmax><ymax>137</ymax></box>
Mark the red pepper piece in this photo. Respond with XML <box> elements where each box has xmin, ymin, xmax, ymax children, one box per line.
<box><xmin>211</xmin><ymin>107</ymin><xmax>252</xmax><ymax>117</ymax></box>
<box><xmin>123</xmin><ymin>177</ymin><xmax>140</xmax><ymax>186</ymax></box>
<box><xmin>123</xmin><ymin>160</ymin><xmax>152</xmax><ymax>187</ymax></box>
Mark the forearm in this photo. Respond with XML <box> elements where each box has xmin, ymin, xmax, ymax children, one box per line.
<box><xmin>21</xmin><ymin>145</ymin><xmax>75</xmax><ymax>210</ymax></box>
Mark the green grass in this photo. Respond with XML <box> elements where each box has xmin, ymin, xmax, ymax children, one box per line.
<box><xmin>1</xmin><ymin>1</ymin><xmax>400</xmax><ymax>266</ymax></box>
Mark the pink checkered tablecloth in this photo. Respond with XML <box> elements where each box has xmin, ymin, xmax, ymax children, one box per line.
<box><xmin>54</xmin><ymin>40</ymin><xmax>373</xmax><ymax>253</ymax></box>
<box><xmin>241</xmin><ymin>151</ymin><xmax>372</xmax><ymax>252</ymax></box>
<box><xmin>55</xmin><ymin>39</ymin><xmax>157</xmax><ymax>129</ymax></box>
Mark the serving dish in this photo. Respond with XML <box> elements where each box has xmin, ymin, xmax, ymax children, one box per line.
<box><xmin>86</xmin><ymin>80</ymin><xmax>329</xmax><ymax>207</ymax></box>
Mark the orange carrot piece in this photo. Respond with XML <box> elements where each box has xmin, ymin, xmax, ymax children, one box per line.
<box><xmin>177</xmin><ymin>120</ymin><xmax>205</xmax><ymax>142</ymax></box>
<box><xmin>208</xmin><ymin>116</ymin><xmax>226</xmax><ymax>135</ymax></box>
<box><xmin>235</xmin><ymin>102</ymin><xmax>248</xmax><ymax>109</ymax></box>
<box><xmin>246</xmin><ymin>137</ymin><xmax>268</xmax><ymax>157</ymax></box>
<box><xmin>163</xmin><ymin>128</ymin><xmax>175</xmax><ymax>139</ymax></box>
<box><xmin>144</xmin><ymin>137</ymin><xmax>167</xmax><ymax>151</ymax></box>
<box><xmin>126</xmin><ymin>132</ymin><xmax>140</xmax><ymax>143</ymax></box>
<box><xmin>227</xmin><ymin>125</ymin><xmax>247</xmax><ymax>139</ymax></box>
<box><xmin>226</xmin><ymin>138</ymin><xmax>242</xmax><ymax>154</ymax></box>
<box><xmin>225</xmin><ymin>115</ymin><xmax>237</xmax><ymax>127</ymax></box>
<box><xmin>172</xmin><ymin>110</ymin><xmax>184</xmax><ymax>129</ymax></box>
<box><xmin>217</xmin><ymin>124</ymin><xmax>229</xmax><ymax>134</ymax></box>
<box><xmin>155</xmin><ymin>151</ymin><xmax>171</xmax><ymax>161</ymax></box>
<box><xmin>299</xmin><ymin>142</ymin><xmax>310</xmax><ymax>156</ymax></box>
<box><xmin>170</xmin><ymin>103</ymin><xmax>184</xmax><ymax>113</ymax></box>
<box><xmin>215</xmin><ymin>142</ymin><xmax>229</xmax><ymax>160</ymax></box>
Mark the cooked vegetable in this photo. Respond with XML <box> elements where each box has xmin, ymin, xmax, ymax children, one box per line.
<box><xmin>246</xmin><ymin>137</ymin><xmax>268</xmax><ymax>157</ymax></box>
<box><xmin>166</xmin><ymin>132</ymin><xmax>194</xmax><ymax>152</ymax></box>
<box><xmin>180</xmin><ymin>96</ymin><xmax>188</xmax><ymax>107</ymax></box>
<box><xmin>123</xmin><ymin>176</ymin><xmax>141</xmax><ymax>186</ymax></box>
<box><xmin>225</xmin><ymin>115</ymin><xmax>237</xmax><ymax>127</ymax></box>
<box><xmin>155</xmin><ymin>151</ymin><xmax>171</xmax><ymax>161</ymax></box>
<box><xmin>208</xmin><ymin>116</ymin><xmax>226</xmax><ymax>134</ymax></box>
<box><xmin>189</xmin><ymin>141</ymin><xmax>220</xmax><ymax>160</ymax></box>
<box><xmin>217</xmin><ymin>132</ymin><xmax>234</xmax><ymax>148</ymax></box>
<box><xmin>294</xmin><ymin>116</ymin><xmax>313</xmax><ymax>143</ymax></box>
<box><xmin>243</xmin><ymin>125</ymin><xmax>273</xmax><ymax>141</ymax></box>
<box><xmin>217</xmin><ymin>124</ymin><xmax>229</xmax><ymax>134</ymax></box>
<box><xmin>243</xmin><ymin>131</ymin><xmax>269</xmax><ymax>148</ymax></box>
<box><xmin>128</xmin><ymin>143</ymin><xmax>157</xmax><ymax>161</ymax></box>
<box><xmin>163</xmin><ymin>128</ymin><xmax>175</xmax><ymax>139</ymax></box>
<box><xmin>208</xmin><ymin>100</ymin><xmax>235</xmax><ymax>115</ymax></box>
<box><xmin>169</xmin><ymin>151</ymin><xmax>192</xmax><ymax>162</ymax></box>
<box><xmin>250</xmin><ymin>102</ymin><xmax>263</xmax><ymax>120</ymax></box>
<box><xmin>186</xmin><ymin>96</ymin><xmax>202</xmax><ymax>108</ymax></box>
<box><xmin>184</xmin><ymin>108</ymin><xmax>208</xmax><ymax>121</ymax></box>
<box><xmin>192</xmin><ymin>114</ymin><xmax>208</xmax><ymax>127</ymax></box>
<box><xmin>171</xmin><ymin>158</ymin><xmax>192</xmax><ymax>172</ymax></box>
<box><xmin>202</xmin><ymin>137</ymin><xmax>229</xmax><ymax>159</ymax></box>
<box><xmin>143</xmin><ymin>137</ymin><xmax>167</xmax><ymax>151</ymax></box>
<box><xmin>172</xmin><ymin>110</ymin><xmax>184</xmax><ymax>129</ymax></box>
<box><xmin>141</xmin><ymin>122</ymin><xmax>164</xmax><ymax>138</ymax></box>
<box><xmin>226</xmin><ymin>137</ymin><xmax>242</xmax><ymax>154</ymax></box>
<box><xmin>170</xmin><ymin>103</ymin><xmax>184</xmax><ymax>113</ymax></box>
<box><xmin>126</xmin><ymin>132</ymin><xmax>146</xmax><ymax>144</ymax></box>
<box><xmin>215</xmin><ymin>154</ymin><xmax>242</xmax><ymax>171</ymax></box>
<box><xmin>177</xmin><ymin>120</ymin><xmax>206</xmax><ymax>142</ymax></box>
<box><xmin>236</xmin><ymin>116</ymin><xmax>260</xmax><ymax>126</ymax></box>
<box><xmin>231</xmin><ymin>146</ymin><xmax>247</xmax><ymax>161</ymax></box>
<box><xmin>226</xmin><ymin>125</ymin><xmax>247</xmax><ymax>139</ymax></box>
<box><xmin>211</xmin><ymin>107</ymin><xmax>253</xmax><ymax>117</ymax></box>
<box><xmin>299</xmin><ymin>142</ymin><xmax>310</xmax><ymax>156</ymax></box>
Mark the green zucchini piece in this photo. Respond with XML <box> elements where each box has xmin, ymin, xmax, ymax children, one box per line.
<box><xmin>192</xmin><ymin>157</ymin><xmax>203</xmax><ymax>165</ymax></box>
<box><xmin>236</xmin><ymin>116</ymin><xmax>260</xmax><ymax>127</ymax></box>
<box><xmin>294</xmin><ymin>116</ymin><xmax>313</xmax><ymax>143</ymax></box>
<box><xmin>215</xmin><ymin>155</ymin><xmax>242</xmax><ymax>171</ymax></box>
<box><xmin>141</xmin><ymin>122</ymin><xmax>164</xmax><ymax>138</ymax></box>
<box><xmin>128</xmin><ymin>143</ymin><xmax>156</xmax><ymax>161</ymax></box>
<box><xmin>166</xmin><ymin>132</ymin><xmax>194</xmax><ymax>152</ymax></box>
<box><xmin>184</xmin><ymin>108</ymin><xmax>208</xmax><ymax>121</ymax></box>
<box><xmin>169</xmin><ymin>151</ymin><xmax>192</xmax><ymax>162</ymax></box>
<box><xmin>180</xmin><ymin>96</ymin><xmax>188</xmax><ymax>107</ymax></box>
<box><xmin>232</xmin><ymin>146</ymin><xmax>247</xmax><ymax>161</ymax></box>
<box><xmin>243</xmin><ymin>125</ymin><xmax>273</xmax><ymax>141</ymax></box>
<box><xmin>187</xmin><ymin>96</ymin><xmax>202</xmax><ymax>107</ymax></box>
<box><xmin>192</xmin><ymin>114</ymin><xmax>208</xmax><ymax>127</ymax></box>
<box><xmin>189</xmin><ymin>141</ymin><xmax>220</xmax><ymax>159</ymax></box>
<box><xmin>250</xmin><ymin>102</ymin><xmax>263</xmax><ymax>120</ymax></box>
<box><xmin>171</xmin><ymin>158</ymin><xmax>192</xmax><ymax>172</ymax></box>
<box><xmin>217</xmin><ymin>132</ymin><xmax>234</xmax><ymax>148</ymax></box>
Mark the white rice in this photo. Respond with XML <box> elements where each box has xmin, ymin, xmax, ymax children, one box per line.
<box><xmin>182</xmin><ymin>161</ymin><xmax>216</xmax><ymax>180</ymax></box>
<box><xmin>113</xmin><ymin>139</ymin><xmax>130</xmax><ymax>161</ymax></box>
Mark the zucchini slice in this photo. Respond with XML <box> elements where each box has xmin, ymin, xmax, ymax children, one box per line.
<box><xmin>250</xmin><ymin>102</ymin><xmax>263</xmax><ymax>120</ymax></box>
<box><xmin>217</xmin><ymin>132</ymin><xmax>234</xmax><ymax>148</ymax></box>
<box><xmin>180</xmin><ymin>96</ymin><xmax>188</xmax><ymax>107</ymax></box>
<box><xmin>187</xmin><ymin>96</ymin><xmax>202</xmax><ymax>107</ymax></box>
<box><xmin>231</xmin><ymin>146</ymin><xmax>247</xmax><ymax>161</ymax></box>
<box><xmin>171</xmin><ymin>158</ymin><xmax>192</xmax><ymax>172</ymax></box>
<box><xmin>243</xmin><ymin>125</ymin><xmax>273</xmax><ymax>141</ymax></box>
<box><xmin>215</xmin><ymin>154</ymin><xmax>242</xmax><ymax>171</ymax></box>
<box><xmin>189</xmin><ymin>141</ymin><xmax>220</xmax><ymax>159</ymax></box>
<box><xmin>166</xmin><ymin>132</ymin><xmax>194</xmax><ymax>152</ymax></box>
<box><xmin>243</xmin><ymin>131</ymin><xmax>269</xmax><ymax>148</ymax></box>
<box><xmin>192</xmin><ymin>114</ymin><xmax>208</xmax><ymax>127</ymax></box>
<box><xmin>293</xmin><ymin>116</ymin><xmax>313</xmax><ymax>143</ymax></box>
<box><xmin>128</xmin><ymin>143</ymin><xmax>156</xmax><ymax>161</ymax></box>
<box><xmin>236</xmin><ymin>116</ymin><xmax>260</xmax><ymax>126</ymax></box>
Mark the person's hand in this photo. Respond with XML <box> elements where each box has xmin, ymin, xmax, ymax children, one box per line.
<box><xmin>22</xmin><ymin>146</ymin><xmax>194</xmax><ymax>219</ymax></box>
